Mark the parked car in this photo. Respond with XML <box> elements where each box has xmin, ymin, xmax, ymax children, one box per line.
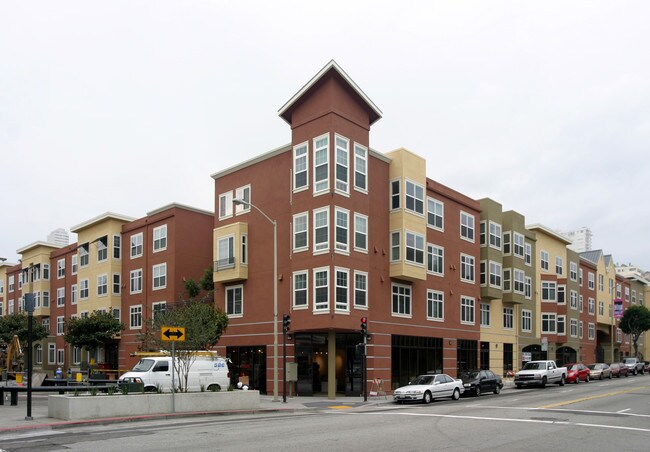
<box><xmin>588</xmin><ymin>363</ymin><xmax>612</xmax><ymax>380</ymax></box>
<box><xmin>514</xmin><ymin>360</ymin><xmax>567</xmax><ymax>388</ymax></box>
<box><xmin>644</xmin><ymin>361</ymin><xmax>650</xmax><ymax>373</ymax></box>
<box><xmin>609</xmin><ymin>362</ymin><xmax>629</xmax><ymax>378</ymax></box>
<box><xmin>393</xmin><ymin>373</ymin><xmax>464</xmax><ymax>404</ymax></box>
<box><xmin>623</xmin><ymin>357</ymin><xmax>645</xmax><ymax>375</ymax></box>
<box><xmin>565</xmin><ymin>363</ymin><xmax>591</xmax><ymax>383</ymax></box>
<box><xmin>459</xmin><ymin>369</ymin><xmax>503</xmax><ymax>396</ymax></box>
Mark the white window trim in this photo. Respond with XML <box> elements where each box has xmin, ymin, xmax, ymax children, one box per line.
<box><xmin>313</xmin><ymin>133</ymin><xmax>330</xmax><ymax>195</ymax></box>
<box><xmin>292</xmin><ymin>270</ymin><xmax>309</xmax><ymax>310</ymax></box>
<box><xmin>460</xmin><ymin>211</ymin><xmax>475</xmax><ymax>243</ymax></box>
<box><xmin>313</xmin><ymin>266</ymin><xmax>329</xmax><ymax>313</ymax></box>
<box><xmin>460</xmin><ymin>296</ymin><xmax>475</xmax><ymax>325</ymax></box>
<box><xmin>391</xmin><ymin>282</ymin><xmax>412</xmax><ymax>319</ymax></box>
<box><xmin>130</xmin><ymin>304</ymin><xmax>143</xmax><ymax>330</ymax></box>
<box><xmin>334</xmin><ymin>133</ymin><xmax>350</xmax><ymax>195</ymax></box>
<box><xmin>225</xmin><ymin>284</ymin><xmax>244</xmax><ymax>318</ymax></box>
<box><xmin>152</xmin><ymin>263</ymin><xmax>167</xmax><ymax>290</ymax></box>
<box><xmin>218</xmin><ymin>191</ymin><xmax>234</xmax><ymax>220</ymax></box>
<box><xmin>313</xmin><ymin>207</ymin><xmax>330</xmax><ymax>254</ymax></box>
<box><xmin>404</xmin><ymin>178</ymin><xmax>425</xmax><ymax>216</ymax></box>
<box><xmin>292</xmin><ymin>212</ymin><xmax>309</xmax><ymax>253</ymax></box>
<box><xmin>153</xmin><ymin>225</ymin><xmax>168</xmax><ymax>252</ymax></box>
<box><xmin>353</xmin><ymin>213</ymin><xmax>368</xmax><ymax>253</ymax></box>
<box><xmin>334</xmin><ymin>207</ymin><xmax>350</xmax><ymax>254</ymax></box>
<box><xmin>426</xmin><ymin>289</ymin><xmax>444</xmax><ymax>322</ymax></box>
<box><xmin>353</xmin><ymin>270</ymin><xmax>368</xmax><ymax>309</ymax></box>
<box><xmin>522</xmin><ymin>309</ymin><xmax>532</xmax><ymax>333</ymax></box>
<box><xmin>334</xmin><ymin>267</ymin><xmax>349</xmax><ymax>312</ymax></box>
<box><xmin>460</xmin><ymin>253</ymin><xmax>475</xmax><ymax>283</ymax></box>
<box><xmin>234</xmin><ymin>185</ymin><xmax>251</xmax><ymax>215</ymax></box>
<box><xmin>130</xmin><ymin>233</ymin><xmax>144</xmax><ymax>259</ymax></box>
<box><xmin>426</xmin><ymin>197</ymin><xmax>444</xmax><ymax>232</ymax></box>
<box><xmin>293</xmin><ymin>141</ymin><xmax>309</xmax><ymax>192</ymax></box>
<box><xmin>353</xmin><ymin>142</ymin><xmax>368</xmax><ymax>193</ymax></box>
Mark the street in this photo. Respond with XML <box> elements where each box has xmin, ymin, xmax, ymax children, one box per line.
<box><xmin>2</xmin><ymin>375</ymin><xmax>650</xmax><ymax>451</ymax></box>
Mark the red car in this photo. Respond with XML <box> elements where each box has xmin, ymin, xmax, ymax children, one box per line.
<box><xmin>610</xmin><ymin>362</ymin><xmax>629</xmax><ymax>378</ymax></box>
<box><xmin>565</xmin><ymin>363</ymin><xmax>590</xmax><ymax>383</ymax></box>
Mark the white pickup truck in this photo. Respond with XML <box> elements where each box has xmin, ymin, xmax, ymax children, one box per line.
<box><xmin>514</xmin><ymin>360</ymin><xmax>567</xmax><ymax>388</ymax></box>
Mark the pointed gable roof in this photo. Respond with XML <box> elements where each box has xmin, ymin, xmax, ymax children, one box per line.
<box><xmin>580</xmin><ymin>250</ymin><xmax>603</xmax><ymax>265</ymax></box>
<box><xmin>278</xmin><ymin>60</ymin><xmax>382</xmax><ymax>126</ymax></box>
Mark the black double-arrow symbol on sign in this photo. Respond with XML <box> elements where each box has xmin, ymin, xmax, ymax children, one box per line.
<box><xmin>163</xmin><ymin>328</ymin><xmax>184</xmax><ymax>340</ymax></box>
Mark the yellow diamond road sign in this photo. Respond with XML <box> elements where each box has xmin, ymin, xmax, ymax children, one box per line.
<box><xmin>161</xmin><ymin>326</ymin><xmax>185</xmax><ymax>341</ymax></box>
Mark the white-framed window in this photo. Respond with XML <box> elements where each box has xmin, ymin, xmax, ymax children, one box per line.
<box><xmin>313</xmin><ymin>133</ymin><xmax>329</xmax><ymax>194</ymax></box>
<box><xmin>71</xmin><ymin>255</ymin><xmax>78</xmax><ymax>275</ymax></box>
<box><xmin>557</xmin><ymin>315</ymin><xmax>566</xmax><ymax>335</ymax></box>
<box><xmin>293</xmin><ymin>141</ymin><xmax>309</xmax><ymax>191</ymax></box>
<box><xmin>48</xmin><ymin>343</ymin><xmax>56</xmax><ymax>365</ymax></box>
<box><xmin>79</xmin><ymin>243</ymin><xmax>89</xmax><ymax>267</ymax></box>
<box><xmin>555</xmin><ymin>256</ymin><xmax>564</xmax><ymax>276</ymax></box>
<box><xmin>293</xmin><ymin>271</ymin><xmax>308</xmax><ymax>308</ymax></box>
<box><xmin>632</xmin><ymin>290</ymin><xmax>637</xmax><ymax>304</ymax></box>
<box><xmin>427</xmin><ymin>290</ymin><xmax>444</xmax><ymax>321</ymax></box>
<box><xmin>570</xmin><ymin>319</ymin><xmax>578</xmax><ymax>337</ymax></box>
<box><xmin>541</xmin><ymin>281</ymin><xmax>556</xmax><ymax>302</ymax></box>
<box><xmin>503</xmin><ymin>269</ymin><xmax>511</xmax><ymax>292</ymax></box>
<box><xmin>489</xmin><ymin>221</ymin><xmax>501</xmax><ymax>249</ymax></box>
<box><xmin>73</xmin><ymin>346</ymin><xmax>81</xmax><ymax>365</ymax></box>
<box><xmin>513</xmin><ymin>233</ymin><xmax>525</xmax><ymax>258</ymax></box>
<box><xmin>588</xmin><ymin>297</ymin><xmax>595</xmax><ymax>314</ymax></box>
<box><xmin>579</xmin><ymin>268</ymin><xmax>583</xmax><ymax>286</ymax></box>
<box><xmin>354</xmin><ymin>213</ymin><xmax>368</xmax><ymax>252</ymax></box>
<box><xmin>503</xmin><ymin>232</ymin><xmax>511</xmax><ymax>254</ymax></box>
<box><xmin>570</xmin><ymin>290</ymin><xmax>578</xmax><ymax>309</ymax></box>
<box><xmin>580</xmin><ymin>295</ymin><xmax>584</xmax><ymax>312</ymax></box>
<box><xmin>513</xmin><ymin>269</ymin><xmax>525</xmax><ymax>293</ymax></box>
<box><xmin>152</xmin><ymin>301</ymin><xmax>167</xmax><ymax>318</ymax></box>
<box><xmin>234</xmin><ymin>185</ymin><xmax>251</xmax><ymax>215</ymax></box>
<box><xmin>354</xmin><ymin>271</ymin><xmax>368</xmax><ymax>308</ymax></box>
<box><xmin>153</xmin><ymin>263</ymin><xmax>167</xmax><ymax>290</ymax></box>
<box><xmin>334</xmin><ymin>207</ymin><xmax>349</xmax><ymax>253</ymax></box>
<box><xmin>460</xmin><ymin>254</ymin><xmax>475</xmax><ymax>283</ymax></box>
<box><xmin>313</xmin><ymin>267</ymin><xmax>329</xmax><ymax>311</ymax></box>
<box><xmin>293</xmin><ymin>212</ymin><xmax>308</xmax><ymax>251</ymax></box>
<box><xmin>405</xmin><ymin>231</ymin><xmax>425</xmax><ymax>265</ymax></box>
<box><xmin>113</xmin><ymin>273</ymin><xmax>121</xmax><ymax>295</ymax></box>
<box><xmin>461</xmin><ymin>296</ymin><xmax>475</xmax><ymax>325</ymax></box>
<box><xmin>130</xmin><ymin>233</ymin><xmax>143</xmax><ymax>258</ymax></box>
<box><xmin>217</xmin><ymin>236</ymin><xmax>235</xmax><ymax>270</ymax></box>
<box><xmin>503</xmin><ymin>307</ymin><xmax>514</xmax><ymax>330</ymax></box>
<box><xmin>313</xmin><ymin>207</ymin><xmax>329</xmax><ymax>253</ymax></box>
<box><xmin>598</xmin><ymin>274</ymin><xmax>605</xmax><ymax>291</ymax></box>
<box><xmin>541</xmin><ymin>313</ymin><xmax>557</xmax><ymax>333</ymax></box>
<box><xmin>130</xmin><ymin>269</ymin><xmax>143</xmax><ymax>294</ymax></box>
<box><xmin>97</xmin><ymin>236</ymin><xmax>108</xmax><ymax>262</ymax></box>
<box><xmin>43</xmin><ymin>291</ymin><xmax>50</xmax><ymax>308</ymax></box>
<box><xmin>79</xmin><ymin>279</ymin><xmax>89</xmax><ymax>300</ymax></box>
<box><xmin>57</xmin><ymin>287</ymin><xmax>65</xmax><ymax>307</ymax></box>
<box><xmin>130</xmin><ymin>305</ymin><xmax>143</xmax><ymax>329</ymax></box>
<box><xmin>57</xmin><ymin>259</ymin><xmax>65</xmax><ymax>279</ymax></box>
<box><xmin>427</xmin><ymin>198</ymin><xmax>444</xmax><ymax>231</ymax></box>
<box><xmin>522</xmin><ymin>310</ymin><xmax>532</xmax><ymax>332</ymax></box>
<box><xmin>97</xmin><ymin>274</ymin><xmax>108</xmax><ymax>296</ymax></box>
<box><xmin>479</xmin><ymin>221</ymin><xmax>486</xmax><ymax>247</ymax></box>
<box><xmin>489</xmin><ymin>261</ymin><xmax>502</xmax><ymax>288</ymax></box>
<box><xmin>57</xmin><ymin>316</ymin><xmax>65</xmax><ymax>336</ymax></box>
<box><xmin>540</xmin><ymin>251</ymin><xmax>549</xmax><ymax>271</ymax></box>
<box><xmin>569</xmin><ymin>262</ymin><xmax>578</xmax><ymax>281</ymax></box>
<box><xmin>334</xmin><ymin>134</ymin><xmax>349</xmax><ymax>193</ymax></box>
<box><xmin>354</xmin><ymin>143</ymin><xmax>367</xmax><ymax>192</ymax></box>
<box><xmin>588</xmin><ymin>323</ymin><xmax>595</xmax><ymax>340</ymax></box>
<box><xmin>390</xmin><ymin>179</ymin><xmax>401</xmax><ymax>210</ymax></box>
<box><xmin>480</xmin><ymin>261</ymin><xmax>487</xmax><ymax>286</ymax></box>
<box><xmin>524</xmin><ymin>243</ymin><xmax>532</xmax><ymax>266</ymax></box>
<box><xmin>8</xmin><ymin>275</ymin><xmax>14</xmax><ymax>292</ymax></box>
<box><xmin>218</xmin><ymin>191</ymin><xmax>233</xmax><ymax>219</ymax></box>
<box><xmin>580</xmin><ymin>321</ymin><xmax>584</xmax><ymax>339</ymax></box>
<box><xmin>153</xmin><ymin>225</ymin><xmax>167</xmax><ymax>252</ymax></box>
<box><xmin>334</xmin><ymin>268</ymin><xmax>349</xmax><ymax>311</ymax></box>
<box><xmin>242</xmin><ymin>235</ymin><xmax>249</xmax><ymax>265</ymax></box>
<box><xmin>460</xmin><ymin>211</ymin><xmax>475</xmax><ymax>242</ymax></box>
<box><xmin>405</xmin><ymin>180</ymin><xmax>424</xmax><ymax>215</ymax></box>
<box><xmin>112</xmin><ymin>307</ymin><xmax>120</xmax><ymax>322</ymax></box>
<box><xmin>625</xmin><ymin>286</ymin><xmax>630</xmax><ymax>302</ymax></box>
<box><xmin>35</xmin><ymin>344</ymin><xmax>43</xmax><ymax>364</ymax></box>
<box><xmin>588</xmin><ymin>272</ymin><xmax>595</xmax><ymax>289</ymax></box>
<box><xmin>57</xmin><ymin>349</ymin><xmax>64</xmax><ymax>365</ymax></box>
<box><xmin>71</xmin><ymin>284</ymin><xmax>78</xmax><ymax>305</ymax></box>
<box><xmin>427</xmin><ymin>244</ymin><xmax>444</xmax><ymax>276</ymax></box>
<box><xmin>390</xmin><ymin>231</ymin><xmax>401</xmax><ymax>262</ymax></box>
<box><xmin>557</xmin><ymin>285</ymin><xmax>566</xmax><ymax>304</ymax></box>
<box><xmin>480</xmin><ymin>303</ymin><xmax>491</xmax><ymax>327</ymax></box>
<box><xmin>226</xmin><ymin>285</ymin><xmax>243</xmax><ymax>317</ymax></box>
<box><xmin>392</xmin><ymin>283</ymin><xmax>412</xmax><ymax>317</ymax></box>
<box><xmin>113</xmin><ymin>234</ymin><xmax>121</xmax><ymax>260</ymax></box>
<box><xmin>42</xmin><ymin>318</ymin><xmax>49</xmax><ymax>333</ymax></box>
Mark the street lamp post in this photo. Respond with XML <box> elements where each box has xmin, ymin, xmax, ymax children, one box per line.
<box><xmin>233</xmin><ymin>198</ymin><xmax>279</xmax><ymax>402</ymax></box>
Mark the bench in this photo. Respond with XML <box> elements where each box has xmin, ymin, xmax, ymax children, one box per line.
<box><xmin>1</xmin><ymin>384</ymin><xmax>117</xmax><ymax>406</ymax></box>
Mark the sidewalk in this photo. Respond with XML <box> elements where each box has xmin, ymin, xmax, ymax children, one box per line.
<box><xmin>1</xmin><ymin>381</ymin><xmax>516</xmax><ymax>434</ymax></box>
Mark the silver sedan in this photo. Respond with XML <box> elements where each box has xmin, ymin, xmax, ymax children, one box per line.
<box><xmin>393</xmin><ymin>373</ymin><xmax>464</xmax><ymax>404</ymax></box>
<box><xmin>588</xmin><ymin>363</ymin><xmax>612</xmax><ymax>380</ymax></box>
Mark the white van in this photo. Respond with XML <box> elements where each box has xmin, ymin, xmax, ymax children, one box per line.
<box><xmin>119</xmin><ymin>356</ymin><xmax>231</xmax><ymax>392</ymax></box>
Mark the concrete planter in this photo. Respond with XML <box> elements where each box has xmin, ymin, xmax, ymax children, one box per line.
<box><xmin>48</xmin><ymin>390</ymin><xmax>260</xmax><ymax>421</ymax></box>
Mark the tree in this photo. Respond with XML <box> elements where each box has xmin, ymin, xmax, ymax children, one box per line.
<box><xmin>0</xmin><ymin>312</ymin><xmax>49</xmax><ymax>346</ymax></box>
<box><xmin>138</xmin><ymin>300</ymin><xmax>228</xmax><ymax>392</ymax></box>
<box><xmin>619</xmin><ymin>304</ymin><xmax>650</xmax><ymax>358</ymax></box>
<box><xmin>64</xmin><ymin>311</ymin><xmax>125</xmax><ymax>364</ymax></box>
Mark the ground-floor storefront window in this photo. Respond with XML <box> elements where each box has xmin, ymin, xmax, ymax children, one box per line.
<box><xmin>391</xmin><ymin>335</ymin><xmax>443</xmax><ymax>390</ymax></box>
<box><xmin>226</xmin><ymin>346</ymin><xmax>267</xmax><ymax>393</ymax></box>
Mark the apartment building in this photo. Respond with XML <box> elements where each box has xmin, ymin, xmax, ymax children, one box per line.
<box><xmin>579</xmin><ymin>256</ymin><xmax>599</xmax><ymax>364</ymax></box>
<box><xmin>615</xmin><ymin>266</ymin><xmax>649</xmax><ymax>358</ymax></box>
<box><xmin>212</xmin><ymin>60</ymin><xmax>482</xmax><ymax>398</ymax></box>
<box><xmin>478</xmin><ymin>199</ymin><xmax>537</xmax><ymax>375</ymax></box>
<box><xmin>119</xmin><ymin>203</ymin><xmax>214</xmax><ymax>371</ymax></box>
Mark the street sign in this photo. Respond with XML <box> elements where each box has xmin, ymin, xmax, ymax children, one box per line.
<box><xmin>614</xmin><ymin>299</ymin><xmax>624</xmax><ymax>319</ymax></box>
<box><xmin>161</xmin><ymin>326</ymin><xmax>186</xmax><ymax>341</ymax></box>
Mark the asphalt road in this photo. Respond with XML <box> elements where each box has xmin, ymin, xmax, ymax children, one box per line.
<box><xmin>2</xmin><ymin>374</ymin><xmax>650</xmax><ymax>451</ymax></box>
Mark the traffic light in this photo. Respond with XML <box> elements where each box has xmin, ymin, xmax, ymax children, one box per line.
<box><xmin>283</xmin><ymin>314</ymin><xmax>291</xmax><ymax>333</ymax></box>
<box><xmin>360</xmin><ymin>317</ymin><xmax>368</xmax><ymax>337</ymax></box>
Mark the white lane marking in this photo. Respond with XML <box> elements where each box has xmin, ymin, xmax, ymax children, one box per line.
<box><xmin>0</xmin><ymin>430</ymin><xmax>64</xmax><ymax>441</ymax></box>
<box><xmin>462</xmin><ymin>405</ymin><xmax>650</xmax><ymax>418</ymax></box>
<box><xmin>617</xmin><ymin>408</ymin><xmax>631</xmax><ymax>413</ymax></box>
<box><xmin>356</xmin><ymin>411</ymin><xmax>650</xmax><ymax>433</ymax></box>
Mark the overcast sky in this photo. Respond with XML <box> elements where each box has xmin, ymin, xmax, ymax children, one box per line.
<box><xmin>1</xmin><ymin>1</ymin><xmax>649</xmax><ymax>271</ymax></box>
